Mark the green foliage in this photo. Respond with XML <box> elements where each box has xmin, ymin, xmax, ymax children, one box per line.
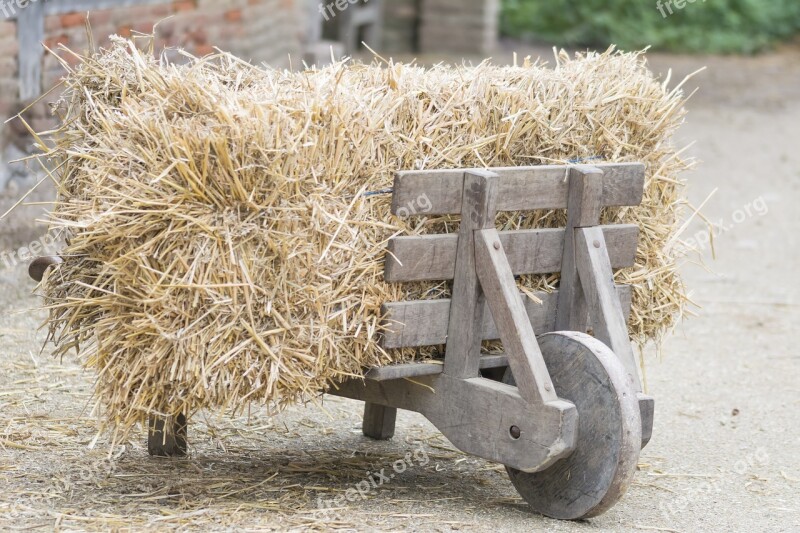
<box><xmin>501</xmin><ymin>0</ymin><xmax>800</xmax><ymax>54</ymax></box>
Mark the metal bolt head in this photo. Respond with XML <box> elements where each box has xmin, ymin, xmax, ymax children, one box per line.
<box><xmin>509</xmin><ymin>425</ymin><xmax>521</xmax><ymax>439</ymax></box>
<box><xmin>493</xmin><ymin>241</ymin><xmax>501</xmax><ymax>250</ymax></box>
<box><xmin>593</xmin><ymin>240</ymin><xmax>601</xmax><ymax>248</ymax></box>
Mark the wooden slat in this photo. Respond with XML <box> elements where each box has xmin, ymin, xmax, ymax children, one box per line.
<box><xmin>364</xmin><ymin>354</ymin><xmax>509</xmax><ymax>382</ymax></box>
<box><xmin>391</xmin><ymin>163</ymin><xmax>645</xmax><ymax>215</ymax></box>
<box><xmin>381</xmin><ymin>285</ymin><xmax>633</xmax><ymax>349</ymax></box>
<box><xmin>385</xmin><ymin>224</ymin><xmax>639</xmax><ymax>283</ymax></box>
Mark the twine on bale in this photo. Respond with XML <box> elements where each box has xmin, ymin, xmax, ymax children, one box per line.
<box><xmin>36</xmin><ymin>36</ymin><xmax>696</xmax><ymax>442</ymax></box>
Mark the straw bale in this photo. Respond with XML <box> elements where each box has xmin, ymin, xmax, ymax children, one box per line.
<box><xmin>35</xmin><ymin>37</ymin><xmax>694</xmax><ymax>438</ymax></box>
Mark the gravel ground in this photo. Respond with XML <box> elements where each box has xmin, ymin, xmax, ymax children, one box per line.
<box><xmin>0</xmin><ymin>43</ymin><xmax>798</xmax><ymax>532</ymax></box>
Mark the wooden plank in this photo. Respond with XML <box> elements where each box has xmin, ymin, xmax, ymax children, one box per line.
<box><xmin>575</xmin><ymin>227</ymin><xmax>642</xmax><ymax>390</ymax></box>
<box><xmin>443</xmin><ymin>170</ymin><xmax>498</xmax><ymax>378</ymax></box>
<box><xmin>329</xmin><ymin>373</ymin><xmax>578</xmax><ymax>473</ymax></box>
<box><xmin>381</xmin><ymin>285</ymin><xmax>632</xmax><ymax>349</ymax></box>
<box><xmin>384</xmin><ymin>224</ymin><xmax>639</xmax><ymax>282</ymax></box>
<box><xmin>364</xmin><ymin>353</ymin><xmax>509</xmax><ymax>382</ymax></box>
<box><xmin>391</xmin><ymin>163</ymin><xmax>645</xmax><ymax>215</ymax></box>
<box><xmin>556</xmin><ymin>166</ymin><xmax>604</xmax><ymax>331</ymax></box>
<box><xmin>361</xmin><ymin>403</ymin><xmax>396</xmax><ymax>440</ymax></box>
<box><xmin>474</xmin><ymin>228</ymin><xmax>557</xmax><ymax>404</ymax></box>
<box><xmin>17</xmin><ymin>0</ymin><xmax>44</xmax><ymax>100</ymax></box>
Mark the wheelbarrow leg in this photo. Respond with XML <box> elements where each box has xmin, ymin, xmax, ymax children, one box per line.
<box><xmin>148</xmin><ymin>414</ymin><xmax>187</xmax><ymax>457</ymax></box>
<box><xmin>362</xmin><ymin>403</ymin><xmax>396</xmax><ymax>440</ymax></box>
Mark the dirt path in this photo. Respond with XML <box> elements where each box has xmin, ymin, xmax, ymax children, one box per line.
<box><xmin>0</xmin><ymin>45</ymin><xmax>798</xmax><ymax>532</ymax></box>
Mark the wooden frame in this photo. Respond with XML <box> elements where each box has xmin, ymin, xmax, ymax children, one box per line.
<box><xmin>328</xmin><ymin>162</ymin><xmax>654</xmax><ymax>472</ymax></box>
<box><xmin>27</xmin><ymin>162</ymin><xmax>652</xmax><ymax>482</ymax></box>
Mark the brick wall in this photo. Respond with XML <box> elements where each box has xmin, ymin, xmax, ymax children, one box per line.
<box><xmin>1</xmin><ymin>0</ymin><xmax>303</xmax><ymax>136</ymax></box>
<box><xmin>0</xmin><ymin>0</ymin><xmax>304</xmax><ymax>250</ymax></box>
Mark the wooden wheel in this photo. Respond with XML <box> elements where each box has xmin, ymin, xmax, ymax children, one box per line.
<box><xmin>504</xmin><ymin>332</ymin><xmax>641</xmax><ymax>520</ymax></box>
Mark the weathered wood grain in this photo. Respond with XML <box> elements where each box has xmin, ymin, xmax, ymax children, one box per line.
<box><xmin>575</xmin><ymin>227</ymin><xmax>642</xmax><ymax>390</ymax></box>
<box><xmin>17</xmin><ymin>1</ymin><xmax>44</xmax><ymax>101</ymax></box>
<box><xmin>556</xmin><ymin>166</ymin><xmax>604</xmax><ymax>331</ymax></box>
<box><xmin>391</xmin><ymin>163</ymin><xmax>645</xmax><ymax>215</ymax></box>
<box><xmin>147</xmin><ymin>414</ymin><xmax>187</xmax><ymax>457</ymax></box>
<box><xmin>329</xmin><ymin>373</ymin><xmax>578</xmax><ymax>473</ymax></box>
<box><xmin>361</xmin><ymin>403</ymin><xmax>396</xmax><ymax>440</ymax></box>
<box><xmin>384</xmin><ymin>224</ymin><xmax>639</xmax><ymax>282</ymax></box>
<box><xmin>364</xmin><ymin>353</ymin><xmax>509</xmax><ymax>381</ymax></box>
<box><xmin>443</xmin><ymin>170</ymin><xmax>498</xmax><ymax>378</ymax></box>
<box><xmin>474</xmin><ymin>228</ymin><xmax>557</xmax><ymax>404</ymax></box>
<box><xmin>381</xmin><ymin>285</ymin><xmax>632</xmax><ymax>349</ymax></box>
<box><xmin>504</xmin><ymin>332</ymin><xmax>641</xmax><ymax>519</ymax></box>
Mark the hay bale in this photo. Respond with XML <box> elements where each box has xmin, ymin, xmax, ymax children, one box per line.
<box><xmin>37</xmin><ymin>37</ymin><xmax>694</xmax><ymax>439</ymax></box>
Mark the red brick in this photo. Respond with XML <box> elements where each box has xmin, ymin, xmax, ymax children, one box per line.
<box><xmin>44</xmin><ymin>34</ymin><xmax>70</xmax><ymax>50</ymax></box>
<box><xmin>225</xmin><ymin>9</ymin><xmax>243</xmax><ymax>22</ymax></box>
<box><xmin>189</xmin><ymin>27</ymin><xmax>208</xmax><ymax>45</ymax></box>
<box><xmin>151</xmin><ymin>5</ymin><xmax>172</xmax><ymax>18</ymax></box>
<box><xmin>117</xmin><ymin>25</ymin><xmax>132</xmax><ymax>38</ymax></box>
<box><xmin>61</xmin><ymin>12</ymin><xmax>87</xmax><ymax>29</ymax></box>
<box><xmin>87</xmin><ymin>9</ymin><xmax>113</xmax><ymax>27</ymax></box>
<box><xmin>194</xmin><ymin>43</ymin><xmax>214</xmax><ymax>56</ymax></box>
<box><xmin>172</xmin><ymin>1</ymin><xmax>197</xmax><ymax>12</ymax></box>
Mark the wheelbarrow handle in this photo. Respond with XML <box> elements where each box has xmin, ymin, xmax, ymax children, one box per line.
<box><xmin>29</xmin><ymin>256</ymin><xmax>63</xmax><ymax>282</ymax></box>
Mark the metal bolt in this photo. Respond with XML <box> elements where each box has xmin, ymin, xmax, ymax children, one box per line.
<box><xmin>509</xmin><ymin>425</ymin><xmax>521</xmax><ymax>439</ymax></box>
<box><xmin>493</xmin><ymin>241</ymin><xmax>501</xmax><ymax>250</ymax></box>
<box><xmin>593</xmin><ymin>240</ymin><xmax>601</xmax><ymax>248</ymax></box>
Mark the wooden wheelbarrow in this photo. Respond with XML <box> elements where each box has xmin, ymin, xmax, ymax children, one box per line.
<box><xmin>30</xmin><ymin>162</ymin><xmax>654</xmax><ymax>520</ymax></box>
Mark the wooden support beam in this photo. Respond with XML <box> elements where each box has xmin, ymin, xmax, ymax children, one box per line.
<box><xmin>362</xmin><ymin>403</ymin><xmax>396</xmax><ymax>440</ymax></box>
<box><xmin>556</xmin><ymin>166</ymin><xmax>605</xmax><ymax>331</ymax></box>
<box><xmin>474</xmin><ymin>228</ymin><xmax>557</xmax><ymax>405</ymax></box>
<box><xmin>147</xmin><ymin>413</ymin><xmax>187</xmax><ymax>457</ymax></box>
<box><xmin>575</xmin><ymin>227</ymin><xmax>642</xmax><ymax>391</ymax></box>
<box><xmin>443</xmin><ymin>170</ymin><xmax>498</xmax><ymax>379</ymax></box>
<box><xmin>329</xmin><ymin>373</ymin><xmax>577</xmax><ymax>473</ymax></box>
